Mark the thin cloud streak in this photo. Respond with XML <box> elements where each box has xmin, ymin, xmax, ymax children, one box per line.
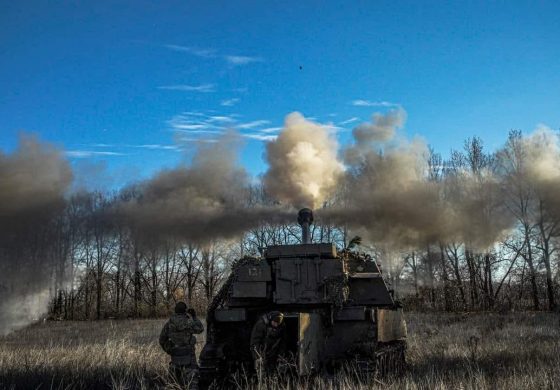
<box><xmin>207</xmin><ymin>115</ymin><xmax>237</xmax><ymax>123</ymax></box>
<box><xmin>158</xmin><ymin>84</ymin><xmax>215</xmax><ymax>93</ymax></box>
<box><xmin>221</xmin><ymin>98</ymin><xmax>240</xmax><ymax>107</ymax></box>
<box><xmin>171</xmin><ymin>124</ymin><xmax>208</xmax><ymax>130</ymax></box>
<box><xmin>87</xmin><ymin>143</ymin><xmax>115</xmax><ymax>148</ymax></box>
<box><xmin>132</xmin><ymin>144</ymin><xmax>181</xmax><ymax>151</ymax></box>
<box><xmin>176</xmin><ymin>136</ymin><xmax>219</xmax><ymax>144</ymax></box>
<box><xmin>164</xmin><ymin>44</ymin><xmax>216</xmax><ymax>58</ymax></box>
<box><xmin>81</xmin><ymin>143</ymin><xmax>181</xmax><ymax>152</ymax></box>
<box><xmin>174</xmin><ymin>129</ymin><xmax>224</xmax><ymax>135</ymax></box>
<box><xmin>225</xmin><ymin>55</ymin><xmax>263</xmax><ymax>65</ymax></box>
<box><xmin>339</xmin><ymin>117</ymin><xmax>360</xmax><ymax>125</ymax></box>
<box><xmin>260</xmin><ymin>127</ymin><xmax>282</xmax><ymax>134</ymax></box>
<box><xmin>66</xmin><ymin>150</ymin><xmax>125</xmax><ymax>158</ymax></box>
<box><xmin>237</xmin><ymin>120</ymin><xmax>271</xmax><ymax>129</ymax></box>
<box><xmin>351</xmin><ymin>100</ymin><xmax>400</xmax><ymax>107</ymax></box>
<box><xmin>164</xmin><ymin>44</ymin><xmax>263</xmax><ymax>66</ymax></box>
<box><xmin>241</xmin><ymin>133</ymin><xmax>278</xmax><ymax>141</ymax></box>
<box><xmin>166</xmin><ymin>112</ymin><xmax>278</xmax><ymax>143</ymax></box>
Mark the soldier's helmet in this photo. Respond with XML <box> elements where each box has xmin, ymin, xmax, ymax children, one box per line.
<box><xmin>175</xmin><ymin>301</ymin><xmax>187</xmax><ymax>314</ymax></box>
<box><xmin>268</xmin><ymin>311</ymin><xmax>284</xmax><ymax>324</ymax></box>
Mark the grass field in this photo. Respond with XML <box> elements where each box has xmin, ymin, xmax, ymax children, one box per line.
<box><xmin>1</xmin><ymin>312</ymin><xmax>559</xmax><ymax>389</ymax></box>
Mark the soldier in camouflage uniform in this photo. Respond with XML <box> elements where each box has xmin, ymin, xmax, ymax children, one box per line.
<box><xmin>159</xmin><ymin>301</ymin><xmax>204</xmax><ymax>389</ymax></box>
<box><xmin>250</xmin><ymin>311</ymin><xmax>286</xmax><ymax>374</ymax></box>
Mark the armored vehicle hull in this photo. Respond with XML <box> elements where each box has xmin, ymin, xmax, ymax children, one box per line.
<box><xmin>199</xmin><ymin>210</ymin><xmax>407</xmax><ymax>386</ymax></box>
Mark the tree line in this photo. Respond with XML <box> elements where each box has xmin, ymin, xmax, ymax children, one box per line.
<box><xmin>4</xmin><ymin>131</ymin><xmax>557</xmax><ymax>320</ymax></box>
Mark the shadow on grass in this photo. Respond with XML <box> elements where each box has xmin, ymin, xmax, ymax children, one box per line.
<box><xmin>0</xmin><ymin>367</ymin><xmax>169</xmax><ymax>389</ymax></box>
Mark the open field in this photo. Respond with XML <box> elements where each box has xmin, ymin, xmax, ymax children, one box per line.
<box><xmin>1</xmin><ymin>312</ymin><xmax>559</xmax><ymax>389</ymax></box>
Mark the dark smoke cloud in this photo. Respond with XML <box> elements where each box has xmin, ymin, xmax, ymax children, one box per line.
<box><xmin>322</xmin><ymin>135</ymin><xmax>456</xmax><ymax>249</ymax></box>
<box><xmin>317</xmin><ymin>109</ymin><xmax>515</xmax><ymax>251</ymax></box>
<box><xmin>0</xmin><ymin>135</ymin><xmax>73</xmax><ymax>335</ymax></box>
<box><xmin>0</xmin><ymin>135</ymin><xmax>72</xmax><ymax>220</ymax></box>
<box><xmin>116</xmin><ymin>131</ymin><xmax>293</xmax><ymax>243</ymax></box>
<box><xmin>442</xmin><ymin>166</ymin><xmax>513</xmax><ymax>250</ymax></box>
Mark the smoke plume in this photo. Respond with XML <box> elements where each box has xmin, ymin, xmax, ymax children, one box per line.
<box><xmin>117</xmin><ymin>131</ymin><xmax>293</xmax><ymax>243</ymax></box>
<box><xmin>499</xmin><ymin>125</ymin><xmax>560</xmax><ymax>223</ymax></box>
<box><xmin>2</xmin><ymin>111</ymin><xmax>559</xmax><ymax>335</ymax></box>
<box><xmin>263</xmin><ymin>112</ymin><xmax>344</xmax><ymax>208</ymax></box>
<box><xmin>325</xmin><ymin>134</ymin><xmax>454</xmax><ymax>249</ymax></box>
<box><xmin>323</xmin><ymin>108</ymin><xmax>514</xmax><ymax>251</ymax></box>
<box><xmin>345</xmin><ymin>107</ymin><xmax>407</xmax><ymax>164</ymax></box>
<box><xmin>0</xmin><ymin>135</ymin><xmax>72</xmax><ymax>219</ymax></box>
<box><xmin>443</xmin><ymin>164</ymin><xmax>512</xmax><ymax>250</ymax></box>
<box><xmin>0</xmin><ymin>135</ymin><xmax>73</xmax><ymax>335</ymax></box>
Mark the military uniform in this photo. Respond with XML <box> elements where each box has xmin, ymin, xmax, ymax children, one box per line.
<box><xmin>249</xmin><ymin>312</ymin><xmax>286</xmax><ymax>373</ymax></box>
<box><xmin>159</xmin><ymin>310</ymin><xmax>204</xmax><ymax>389</ymax></box>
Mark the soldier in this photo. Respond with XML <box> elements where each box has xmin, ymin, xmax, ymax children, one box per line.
<box><xmin>249</xmin><ymin>311</ymin><xmax>286</xmax><ymax>374</ymax></box>
<box><xmin>159</xmin><ymin>301</ymin><xmax>204</xmax><ymax>389</ymax></box>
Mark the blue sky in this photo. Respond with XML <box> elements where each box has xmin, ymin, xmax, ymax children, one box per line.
<box><xmin>1</xmin><ymin>1</ymin><xmax>559</xmax><ymax>182</ymax></box>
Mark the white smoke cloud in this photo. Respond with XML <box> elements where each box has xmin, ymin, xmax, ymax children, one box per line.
<box><xmin>0</xmin><ymin>289</ymin><xmax>51</xmax><ymax>336</ymax></box>
<box><xmin>263</xmin><ymin>112</ymin><xmax>345</xmax><ymax>208</ymax></box>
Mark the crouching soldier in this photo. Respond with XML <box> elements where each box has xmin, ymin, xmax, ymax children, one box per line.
<box><xmin>250</xmin><ymin>311</ymin><xmax>286</xmax><ymax>375</ymax></box>
<box><xmin>160</xmin><ymin>302</ymin><xmax>204</xmax><ymax>389</ymax></box>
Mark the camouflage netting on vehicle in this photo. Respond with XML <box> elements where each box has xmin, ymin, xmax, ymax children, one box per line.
<box><xmin>207</xmin><ymin>256</ymin><xmax>261</xmax><ymax>321</ymax></box>
<box><xmin>324</xmin><ymin>273</ymin><xmax>348</xmax><ymax>308</ymax></box>
<box><xmin>340</xmin><ymin>250</ymin><xmax>378</xmax><ymax>274</ymax></box>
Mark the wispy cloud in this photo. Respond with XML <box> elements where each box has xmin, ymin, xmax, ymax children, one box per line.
<box><xmin>237</xmin><ymin>120</ymin><xmax>271</xmax><ymax>129</ymax></box>
<box><xmin>170</xmin><ymin>124</ymin><xmax>208</xmax><ymax>130</ymax></box>
<box><xmin>225</xmin><ymin>55</ymin><xmax>263</xmax><ymax>65</ymax></box>
<box><xmin>173</xmin><ymin>129</ymin><xmax>224</xmax><ymax>135</ymax></box>
<box><xmin>66</xmin><ymin>150</ymin><xmax>125</xmax><ymax>158</ymax></box>
<box><xmin>158</xmin><ymin>84</ymin><xmax>216</xmax><ymax>93</ymax></box>
<box><xmin>207</xmin><ymin>115</ymin><xmax>238</xmax><ymax>123</ymax></box>
<box><xmin>165</xmin><ymin>44</ymin><xmax>263</xmax><ymax>66</ymax></box>
<box><xmin>175</xmin><ymin>135</ymin><xmax>219</xmax><ymax>144</ymax></box>
<box><xmin>351</xmin><ymin>100</ymin><xmax>400</xmax><ymax>107</ymax></box>
<box><xmin>88</xmin><ymin>143</ymin><xmax>115</xmax><ymax>148</ymax></box>
<box><xmin>241</xmin><ymin>133</ymin><xmax>278</xmax><ymax>141</ymax></box>
<box><xmin>131</xmin><ymin>144</ymin><xmax>181</xmax><ymax>151</ymax></box>
<box><xmin>164</xmin><ymin>44</ymin><xmax>216</xmax><ymax>58</ymax></box>
<box><xmin>339</xmin><ymin>117</ymin><xmax>360</xmax><ymax>125</ymax></box>
<box><xmin>165</xmin><ymin>111</ymin><xmax>355</xmax><ymax>144</ymax></box>
<box><xmin>221</xmin><ymin>98</ymin><xmax>240</xmax><ymax>107</ymax></box>
<box><xmin>168</xmin><ymin>113</ymin><xmax>237</xmax><ymax>132</ymax></box>
<box><xmin>260</xmin><ymin>127</ymin><xmax>282</xmax><ymax>134</ymax></box>
<box><xmin>166</xmin><ymin>112</ymin><xmax>275</xmax><ymax>143</ymax></box>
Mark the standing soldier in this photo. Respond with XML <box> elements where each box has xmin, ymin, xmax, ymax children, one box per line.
<box><xmin>250</xmin><ymin>311</ymin><xmax>286</xmax><ymax>375</ymax></box>
<box><xmin>159</xmin><ymin>301</ymin><xmax>204</xmax><ymax>389</ymax></box>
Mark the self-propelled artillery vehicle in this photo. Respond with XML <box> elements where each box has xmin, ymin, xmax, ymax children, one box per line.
<box><xmin>199</xmin><ymin>208</ymin><xmax>406</xmax><ymax>385</ymax></box>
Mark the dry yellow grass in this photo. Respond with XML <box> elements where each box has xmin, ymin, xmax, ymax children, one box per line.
<box><xmin>0</xmin><ymin>312</ymin><xmax>559</xmax><ymax>389</ymax></box>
